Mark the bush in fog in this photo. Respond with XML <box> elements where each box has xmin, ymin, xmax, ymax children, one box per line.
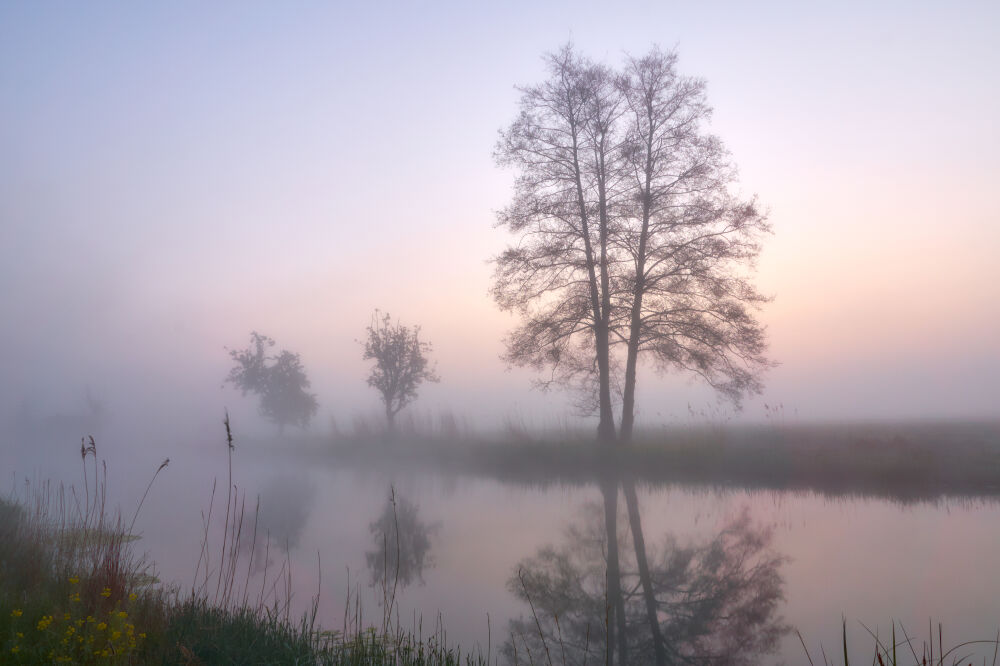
<box><xmin>225</xmin><ymin>331</ymin><xmax>318</xmax><ymax>433</ymax></box>
<box><xmin>362</xmin><ymin>311</ymin><xmax>439</xmax><ymax>430</ymax></box>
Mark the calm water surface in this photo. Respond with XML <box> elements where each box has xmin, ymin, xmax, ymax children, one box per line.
<box><xmin>6</xmin><ymin>434</ymin><xmax>1000</xmax><ymax>664</ymax></box>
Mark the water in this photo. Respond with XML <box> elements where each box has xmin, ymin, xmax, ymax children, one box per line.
<box><xmin>5</xmin><ymin>433</ymin><xmax>1000</xmax><ymax>664</ymax></box>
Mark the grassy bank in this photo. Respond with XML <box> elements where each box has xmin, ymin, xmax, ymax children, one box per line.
<box><xmin>303</xmin><ymin>420</ymin><xmax>1000</xmax><ymax>502</ymax></box>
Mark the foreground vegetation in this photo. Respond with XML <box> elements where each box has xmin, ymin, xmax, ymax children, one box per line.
<box><xmin>0</xmin><ymin>438</ymin><xmax>489</xmax><ymax>665</ymax></box>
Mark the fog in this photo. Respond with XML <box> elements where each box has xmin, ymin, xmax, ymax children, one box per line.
<box><xmin>2</xmin><ymin>3</ymin><xmax>998</xmax><ymax>454</ymax></box>
<box><xmin>1</xmin><ymin>5</ymin><xmax>999</xmax><ymax>661</ymax></box>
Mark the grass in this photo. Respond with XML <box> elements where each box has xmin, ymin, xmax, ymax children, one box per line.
<box><xmin>797</xmin><ymin>618</ymin><xmax>1000</xmax><ymax>666</ymax></box>
<box><xmin>0</xmin><ymin>430</ymin><xmax>492</xmax><ymax>665</ymax></box>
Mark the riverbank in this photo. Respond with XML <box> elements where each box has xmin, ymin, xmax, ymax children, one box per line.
<box><xmin>289</xmin><ymin>419</ymin><xmax>1000</xmax><ymax>502</ymax></box>
<box><xmin>0</xmin><ymin>448</ymin><xmax>490</xmax><ymax>665</ymax></box>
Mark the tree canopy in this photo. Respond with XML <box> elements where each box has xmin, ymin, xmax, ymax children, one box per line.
<box><xmin>362</xmin><ymin>311</ymin><xmax>439</xmax><ymax>428</ymax></box>
<box><xmin>493</xmin><ymin>44</ymin><xmax>771</xmax><ymax>442</ymax></box>
<box><xmin>225</xmin><ymin>331</ymin><xmax>318</xmax><ymax>433</ymax></box>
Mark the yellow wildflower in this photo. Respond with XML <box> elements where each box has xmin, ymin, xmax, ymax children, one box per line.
<box><xmin>10</xmin><ymin>645</ymin><xmax>20</xmax><ymax>654</ymax></box>
<box><xmin>100</xmin><ymin>587</ymin><xmax>112</xmax><ymax>597</ymax></box>
<box><xmin>96</xmin><ymin>622</ymin><xmax>107</xmax><ymax>631</ymax></box>
<box><xmin>69</xmin><ymin>576</ymin><xmax>79</xmax><ymax>585</ymax></box>
<box><xmin>11</xmin><ymin>608</ymin><xmax>22</xmax><ymax>617</ymax></box>
<box><xmin>112</xmin><ymin>630</ymin><xmax>121</xmax><ymax>640</ymax></box>
<box><xmin>129</xmin><ymin>592</ymin><xmax>137</xmax><ymax>601</ymax></box>
<box><xmin>117</xmin><ymin>610</ymin><xmax>127</xmax><ymax>618</ymax></box>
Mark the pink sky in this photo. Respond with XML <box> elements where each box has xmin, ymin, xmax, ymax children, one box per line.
<box><xmin>1</xmin><ymin>1</ymin><xmax>997</xmax><ymax>430</ymax></box>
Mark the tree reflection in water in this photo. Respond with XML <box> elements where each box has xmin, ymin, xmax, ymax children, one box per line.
<box><xmin>240</xmin><ymin>473</ymin><xmax>317</xmax><ymax>574</ymax></box>
<box><xmin>366</xmin><ymin>489</ymin><xmax>438</xmax><ymax>589</ymax></box>
<box><xmin>506</xmin><ymin>480</ymin><xmax>788</xmax><ymax>665</ymax></box>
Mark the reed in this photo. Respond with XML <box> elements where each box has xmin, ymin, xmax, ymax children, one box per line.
<box><xmin>0</xmin><ymin>424</ymin><xmax>491</xmax><ymax>664</ymax></box>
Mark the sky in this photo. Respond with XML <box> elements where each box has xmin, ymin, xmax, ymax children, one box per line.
<box><xmin>1</xmin><ymin>0</ymin><xmax>998</xmax><ymax>437</ymax></box>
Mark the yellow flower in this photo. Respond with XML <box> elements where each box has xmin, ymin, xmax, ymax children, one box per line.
<box><xmin>139</xmin><ymin>632</ymin><xmax>147</xmax><ymax>639</ymax></box>
<box><xmin>117</xmin><ymin>610</ymin><xmax>127</xmax><ymax>618</ymax></box>
<box><xmin>11</xmin><ymin>608</ymin><xmax>23</xmax><ymax>617</ymax></box>
<box><xmin>69</xmin><ymin>577</ymin><xmax>79</xmax><ymax>585</ymax></box>
<box><xmin>16</xmin><ymin>632</ymin><xmax>23</xmax><ymax>639</ymax></box>
<box><xmin>129</xmin><ymin>592</ymin><xmax>137</xmax><ymax>601</ymax></box>
<box><xmin>63</xmin><ymin>612</ymin><xmax>71</xmax><ymax>620</ymax></box>
<box><xmin>100</xmin><ymin>587</ymin><xmax>112</xmax><ymax>598</ymax></box>
<box><xmin>112</xmin><ymin>630</ymin><xmax>121</xmax><ymax>640</ymax></box>
<box><xmin>96</xmin><ymin>622</ymin><xmax>107</xmax><ymax>631</ymax></box>
<box><xmin>10</xmin><ymin>645</ymin><xmax>20</xmax><ymax>654</ymax></box>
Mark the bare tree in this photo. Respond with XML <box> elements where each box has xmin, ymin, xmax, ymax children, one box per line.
<box><xmin>225</xmin><ymin>331</ymin><xmax>318</xmax><ymax>433</ymax></box>
<box><xmin>492</xmin><ymin>44</ymin><xmax>625</xmax><ymax>443</ymax></box>
<box><xmin>615</xmin><ymin>48</ymin><xmax>771</xmax><ymax>441</ymax></box>
<box><xmin>362</xmin><ymin>311</ymin><xmax>439</xmax><ymax>429</ymax></box>
<box><xmin>365</xmin><ymin>489</ymin><xmax>438</xmax><ymax>588</ymax></box>
<box><xmin>505</xmin><ymin>496</ymin><xmax>788</xmax><ymax>665</ymax></box>
<box><xmin>493</xmin><ymin>45</ymin><xmax>771</xmax><ymax>443</ymax></box>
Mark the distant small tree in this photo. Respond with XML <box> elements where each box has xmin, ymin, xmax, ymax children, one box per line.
<box><xmin>362</xmin><ymin>311</ymin><xmax>439</xmax><ymax>429</ymax></box>
<box><xmin>225</xmin><ymin>331</ymin><xmax>318</xmax><ymax>433</ymax></box>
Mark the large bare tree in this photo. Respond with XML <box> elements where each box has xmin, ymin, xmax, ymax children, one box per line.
<box><xmin>615</xmin><ymin>48</ymin><xmax>771</xmax><ymax>441</ymax></box>
<box><xmin>493</xmin><ymin>45</ymin><xmax>771</xmax><ymax>443</ymax></box>
<box><xmin>492</xmin><ymin>45</ymin><xmax>625</xmax><ymax>442</ymax></box>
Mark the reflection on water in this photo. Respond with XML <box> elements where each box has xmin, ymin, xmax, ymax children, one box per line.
<box><xmin>21</xmin><ymin>438</ymin><xmax>998</xmax><ymax>665</ymax></box>
<box><xmin>365</xmin><ymin>488</ymin><xmax>438</xmax><ymax>589</ymax></box>
<box><xmin>239</xmin><ymin>473</ymin><xmax>316</xmax><ymax>574</ymax></box>
<box><xmin>506</xmin><ymin>476</ymin><xmax>787</xmax><ymax>665</ymax></box>
<box><xmin>256</xmin><ymin>473</ymin><xmax>316</xmax><ymax>552</ymax></box>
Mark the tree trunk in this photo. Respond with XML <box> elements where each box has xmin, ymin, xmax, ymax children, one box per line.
<box><xmin>596</xmin><ymin>322</ymin><xmax>617</xmax><ymax>444</ymax></box>
<box><xmin>601</xmin><ymin>475</ymin><xmax>628</xmax><ymax>665</ymax></box>
<box><xmin>624</xmin><ymin>478</ymin><xmax>667</xmax><ymax>665</ymax></box>
<box><xmin>569</xmin><ymin>134</ymin><xmax>615</xmax><ymax>445</ymax></box>
<box><xmin>385</xmin><ymin>403</ymin><xmax>395</xmax><ymax>435</ymax></box>
<box><xmin>620</xmin><ymin>336</ymin><xmax>641</xmax><ymax>443</ymax></box>
<box><xmin>620</xmin><ymin>129</ymin><xmax>655</xmax><ymax>444</ymax></box>
<box><xmin>596</xmin><ymin>145</ymin><xmax>617</xmax><ymax>446</ymax></box>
